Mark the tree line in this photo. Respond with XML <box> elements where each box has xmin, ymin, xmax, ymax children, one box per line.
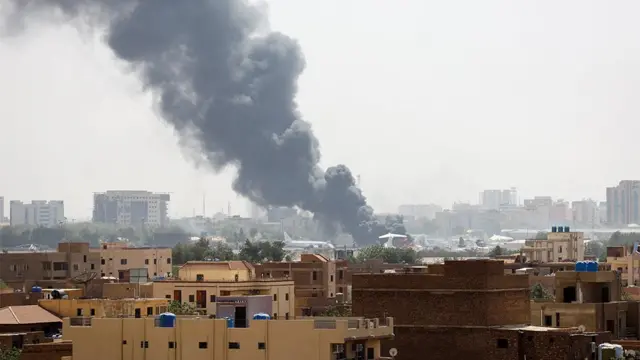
<box><xmin>172</xmin><ymin>238</ymin><xmax>289</xmax><ymax>264</ymax></box>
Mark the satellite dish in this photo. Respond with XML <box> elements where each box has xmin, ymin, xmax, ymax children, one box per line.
<box><xmin>578</xmin><ymin>325</ymin><xmax>586</xmax><ymax>332</ymax></box>
<box><xmin>389</xmin><ymin>348</ymin><xmax>398</xmax><ymax>357</ymax></box>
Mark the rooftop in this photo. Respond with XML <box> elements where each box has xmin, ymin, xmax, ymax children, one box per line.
<box><xmin>0</xmin><ymin>305</ymin><xmax>61</xmax><ymax>325</ymax></box>
<box><xmin>178</xmin><ymin>260</ymin><xmax>255</xmax><ymax>271</ymax></box>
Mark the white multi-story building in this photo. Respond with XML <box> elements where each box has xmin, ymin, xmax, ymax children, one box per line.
<box><xmin>571</xmin><ymin>199</ymin><xmax>600</xmax><ymax>227</ymax></box>
<box><xmin>93</xmin><ymin>190</ymin><xmax>170</xmax><ymax>227</ymax></box>
<box><xmin>479</xmin><ymin>188</ymin><xmax>517</xmax><ymax>210</ymax></box>
<box><xmin>9</xmin><ymin>200</ymin><xmax>65</xmax><ymax>227</ymax></box>
<box><xmin>0</xmin><ymin>196</ymin><xmax>4</xmax><ymax>223</ymax></box>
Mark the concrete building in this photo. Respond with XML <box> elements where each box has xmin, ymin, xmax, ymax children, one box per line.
<box><xmin>572</xmin><ymin>198</ymin><xmax>600</xmax><ymax>227</ymax></box>
<box><xmin>479</xmin><ymin>188</ymin><xmax>517</xmax><ymax>210</ymax></box>
<box><xmin>104</xmin><ymin>261</ymin><xmax>295</xmax><ymax>318</ymax></box>
<box><xmin>0</xmin><ymin>242</ymin><xmax>100</xmax><ymax>284</ymax></box>
<box><xmin>254</xmin><ymin>254</ymin><xmax>337</xmax><ymax>316</ymax></box>
<box><xmin>521</xmin><ymin>226</ymin><xmax>585</xmax><ymax>262</ymax></box>
<box><xmin>0</xmin><ymin>195</ymin><xmax>4</xmax><ymax>223</ymax></box>
<box><xmin>607</xmin><ymin>180</ymin><xmax>640</xmax><ymax>226</ymax></box>
<box><xmin>38</xmin><ymin>298</ymin><xmax>170</xmax><ymax>318</ymax></box>
<box><xmin>352</xmin><ymin>259</ymin><xmax>610</xmax><ymax>360</ymax></box>
<box><xmin>91</xmin><ymin>241</ymin><xmax>172</xmax><ymax>280</ymax></box>
<box><xmin>606</xmin><ymin>245</ymin><xmax>640</xmax><ymax>286</ymax></box>
<box><xmin>397</xmin><ymin>204</ymin><xmax>442</xmax><ymax>220</ymax></box>
<box><xmin>9</xmin><ymin>200</ymin><xmax>64</xmax><ymax>227</ymax></box>
<box><xmin>93</xmin><ymin>190</ymin><xmax>170</xmax><ymax>227</ymax></box>
<box><xmin>62</xmin><ymin>315</ymin><xmax>393</xmax><ymax>360</ymax></box>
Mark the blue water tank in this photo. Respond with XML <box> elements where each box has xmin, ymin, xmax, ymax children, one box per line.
<box><xmin>564</xmin><ymin>226</ymin><xmax>570</xmax><ymax>232</ymax></box>
<box><xmin>31</xmin><ymin>286</ymin><xmax>42</xmax><ymax>293</ymax></box>
<box><xmin>575</xmin><ymin>261</ymin><xmax>587</xmax><ymax>272</ymax></box>
<box><xmin>551</xmin><ymin>226</ymin><xmax>557</xmax><ymax>233</ymax></box>
<box><xmin>225</xmin><ymin>317</ymin><xmax>235</xmax><ymax>328</ymax></box>
<box><xmin>586</xmin><ymin>261</ymin><xmax>598</xmax><ymax>272</ymax></box>
<box><xmin>158</xmin><ymin>313</ymin><xmax>176</xmax><ymax>328</ymax></box>
<box><xmin>252</xmin><ymin>313</ymin><xmax>271</xmax><ymax>320</ymax></box>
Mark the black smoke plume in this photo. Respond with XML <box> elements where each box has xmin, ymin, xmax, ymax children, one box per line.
<box><xmin>3</xmin><ymin>0</ymin><xmax>397</xmax><ymax>245</ymax></box>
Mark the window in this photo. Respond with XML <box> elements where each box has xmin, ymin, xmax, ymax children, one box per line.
<box><xmin>90</xmin><ymin>264</ymin><xmax>95</xmax><ymax>270</ymax></box>
<box><xmin>101</xmin><ymin>273</ymin><xmax>105</xmax><ymax>277</ymax></box>
<box><xmin>53</xmin><ymin>262</ymin><xmax>68</xmax><ymax>271</ymax></box>
<box><xmin>220</xmin><ymin>290</ymin><xmax>231</xmax><ymax>296</ymax></box>
<box><xmin>330</xmin><ymin>275</ymin><xmax>334</xmax><ymax>282</ymax></box>
<box><xmin>544</xmin><ymin>315</ymin><xmax>552</xmax><ymax>326</ymax></box>
<box><xmin>330</xmin><ymin>293</ymin><xmax>334</xmax><ymax>297</ymax></box>
<box><xmin>73</xmin><ymin>264</ymin><xmax>79</xmax><ymax>271</ymax></box>
<box><xmin>168</xmin><ymin>342</ymin><xmax>175</xmax><ymax>349</ymax></box>
<box><xmin>189</xmin><ymin>295</ymin><xmax>195</xmax><ymax>302</ymax></box>
<box><xmin>558</xmin><ymin>246</ymin><xmax>563</xmax><ymax>253</ymax></box>
<box><xmin>76</xmin><ymin>308</ymin><xmax>83</xmax><ymax>316</ymax></box>
<box><xmin>145</xmin><ymin>259</ymin><xmax>149</xmax><ymax>265</ymax></box>
<box><xmin>273</xmin><ymin>313</ymin><xmax>278</xmax><ymax>319</ymax></box>
<box><xmin>120</xmin><ymin>259</ymin><xmax>127</xmax><ymax>265</ymax></box>
<box><xmin>147</xmin><ymin>307</ymin><xmax>153</xmax><ymax>316</ymax></box>
<box><xmin>83</xmin><ymin>255</ymin><xmax>87</xmax><ymax>263</ymax></box>
<box><xmin>167</xmin><ymin>258</ymin><xmax>171</xmax><ymax>264</ymax></box>
<box><xmin>496</xmin><ymin>339</ymin><xmax>508</xmax><ymax>348</ymax></box>
<box><xmin>258</xmin><ymin>342</ymin><xmax>266</xmax><ymax>350</ymax></box>
<box><xmin>42</xmin><ymin>262</ymin><xmax>51</xmax><ymax>270</ymax></box>
<box><xmin>154</xmin><ymin>259</ymin><xmax>157</xmax><ymax>265</ymax></box>
<box><xmin>165</xmin><ymin>295</ymin><xmax>171</xmax><ymax>299</ymax></box>
<box><xmin>273</xmin><ymin>294</ymin><xmax>277</xmax><ymax>301</ymax></box>
<box><xmin>199</xmin><ymin>342</ymin><xmax>208</xmax><ymax>349</ymax></box>
<box><xmin>285</xmin><ymin>293</ymin><xmax>289</xmax><ymax>301</ymax></box>
<box><xmin>101</xmin><ymin>259</ymin><xmax>105</xmax><ymax>265</ymax></box>
<box><xmin>228</xmin><ymin>342</ymin><xmax>240</xmax><ymax>349</ymax></box>
<box><xmin>339</xmin><ymin>270</ymin><xmax>344</xmax><ymax>280</ymax></box>
<box><xmin>196</xmin><ymin>274</ymin><xmax>204</xmax><ymax>281</ymax></box>
<box><xmin>140</xmin><ymin>341</ymin><xmax>149</xmax><ymax>349</ymax></box>
<box><xmin>122</xmin><ymin>340</ymin><xmax>127</xmax><ymax>345</ymax></box>
<box><xmin>338</xmin><ymin>287</ymin><xmax>343</xmax><ymax>293</ymax></box>
<box><xmin>285</xmin><ymin>313</ymin><xmax>289</xmax><ymax>320</ymax></box>
<box><xmin>90</xmin><ymin>309</ymin><xmax>96</xmax><ymax>316</ymax></box>
<box><xmin>312</xmin><ymin>271</ymin><xmax>317</xmax><ymax>280</ymax></box>
<box><xmin>210</xmin><ymin>295</ymin><xmax>216</xmax><ymax>303</ymax></box>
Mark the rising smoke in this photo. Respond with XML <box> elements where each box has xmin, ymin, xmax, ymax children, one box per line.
<box><xmin>3</xmin><ymin>0</ymin><xmax>398</xmax><ymax>245</ymax></box>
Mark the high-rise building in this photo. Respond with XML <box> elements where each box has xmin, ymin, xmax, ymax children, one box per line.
<box><xmin>9</xmin><ymin>200</ymin><xmax>65</xmax><ymax>227</ymax></box>
<box><xmin>93</xmin><ymin>190</ymin><xmax>170</xmax><ymax>227</ymax></box>
<box><xmin>571</xmin><ymin>199</ymin><xmax>600</xmax><ymax>226</ymax></box>
<box><xmin>479</xmin><ymin>188</ymin><xmax>517</xmax><ymax>210</ymax></box>
<box><xmin>606</xmin><ymin>181</ymin><xmax>640</xmax><ymax>226</ymax></box>
<box><xmin>0</xmin><ymin>196</ymin><xmax>4</xmax><ymax>222</ymax></box>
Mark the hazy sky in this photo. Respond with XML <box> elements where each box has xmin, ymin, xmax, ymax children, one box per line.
<box><xmin>1</xmin><ymin>0</ymin><xmax>640</xmax><ymax>219</ymax></box>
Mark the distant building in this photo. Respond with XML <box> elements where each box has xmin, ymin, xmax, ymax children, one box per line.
<box><xmin>572</xmin><ymin>199</ymin><xmax>600</xmax><ymax>226</ymax></box>
<box><xmin>0</xmin><ymin>195</ymin><xmax>4</xmax><ymax>222</ymax></box>
<box><xmin>479</xmin><ymin>188</ymin><xmax>517</xmax><ymax>210</ymax></box>
<box><xmin>397</xmin><ymin>204</ymin><xmax>442</xmax><ymax>220</ymax></box>
<box><xmin>91</xmin><ymin>241</ymin><xmax>172</xmax><ymax>280</ymax></box>
<box><xmin>606</xmin><ymin>180</ymin><xmax>640</xmax><ymax>226</ymax></box>
<box><xmin>521</xmin><ymin>226</ymin><xmax>585</xmax><ymax>262</ymax></box>
<box><xmin>9</xmin><ymin>200</ymin><xmax>64</xmax><ymax>227</ymax></box>
<box><xmin>93</xmin><ymin>190</ymin><xmax>170</xmax><ymax>227</ymax></box>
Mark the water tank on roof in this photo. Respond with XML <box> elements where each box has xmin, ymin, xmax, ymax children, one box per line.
<box><xmin>586</xmin><ymin>261</ymin><xmax>598</xmax><ymax>272</ymax></box>
<box><xmin>564</xmin><ymin>226</ymin><xmax>570</xmax><ymax>232</ymax></box>
<box><xmin>225</xmin><ymin>317</ymin><xmax>235</xmax><ymax>328</ymax></box>
<box><xmin>158</xmin><ymin>313</ymin><xmax>176</xmax><ymax>328</ymax></box>
<box><xmin>551</xmin><ymin>226</ymin><xmax>557</xmax><ymax>233</ymax></box>
<box><xmin>51</xmin><ymin>289</ymin><xmax>66</xmax><ymax>299</ymax></box>
<box><xmin>575</xmin><ymin>261</ymin><xmax>587</xmax><ymax>272</ymax></box>
<box><xmin>252</xmin><ymin>313</ymin><xmax>271</xmax><ymax>320</ymax></box>
<box><xmin>31</xmin><ymin>286</ymin><xmax>42</xmax><ymax>293</ymax></box>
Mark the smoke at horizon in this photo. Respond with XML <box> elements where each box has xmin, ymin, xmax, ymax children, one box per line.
<box><xmin>2</xmin><ymin>0</ymin><xmax>399</xmax><ymax>245</ymax></box>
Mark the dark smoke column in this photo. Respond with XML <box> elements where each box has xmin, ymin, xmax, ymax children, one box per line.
<box><xmin>4</xmin><ymin>0</ymin><xmax>389</xmax><ymax>245</ymax></box>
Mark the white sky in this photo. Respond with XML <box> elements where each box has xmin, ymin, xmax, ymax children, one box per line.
<box><xmin>1</xmin><ymin>0</ymin><xmax>640</xmax><ymax>219</ymax></box>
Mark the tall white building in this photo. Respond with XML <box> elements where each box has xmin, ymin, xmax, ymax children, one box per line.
<box><xmin>571</xmin><ymin>199</ymin><xmax>600</xmax><ymax>227</ymax></box>
<box><xmin>93</xmin><ymin>190</ymin><xmax>170</xmax><ymax>227</ymax></box>
<box><xmin>479</xmin><ymin>188</ymin><xmax>517</xmax><ymax>210</ymax></box>
<box><xmin>10</xmin><ymin>200</ymin><xmax>65</xmax><ymax>227</ymax></box>
<box><xmin>0</xmin><ymin>196</ymin><xmax>4</xmax><ymax>223</ymax></box>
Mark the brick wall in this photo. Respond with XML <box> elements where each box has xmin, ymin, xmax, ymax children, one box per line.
<box><xmin>20</xmin><ymin>341</ymin><xmax>73</xmax><ymax>360</ymax></box>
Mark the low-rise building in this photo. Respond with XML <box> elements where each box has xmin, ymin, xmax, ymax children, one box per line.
<box><xmin>38</xmin><ymin>298</ymin><xmax>170</xmax><ymax>318</ymax></box>
<box><xmin>62</xmin><ymin>315</ymin><xmax>394</xmax><ymax>360</ymax></box>
<box><xmin>521</xmin><ymin>226</ymin><xmax>585</xmax><ymax>262</ymax></box>
<box><xmin>606</xmin><ymin>244</ymin><xmax>640</xmax><ymax>286</ymax></box>
<box><xmin>92</xmin><ymin>242</ymin><xmax>172</xmax><ymax>280</ymax></box>
<box><xmin>254</xmin><ymin>254</ymin><xmax>336</xmax><ymax>316</ymax></box>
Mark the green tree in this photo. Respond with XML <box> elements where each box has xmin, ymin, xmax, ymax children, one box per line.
<box><xmin>534</xmin><ymin>231</ymin><xmax>548</xmax><ymax>240</ymax></box>
<box><xmin>319</xmin><ymin>304</ymin><xmax>351</xmax><ymax>317</ymax></box>
<box><xmin>356</xmin><ymin>245</ymin><xmax>419</xmax><ymax>264</ymax></box>
<box><xmin>206</xmin><ymin>242</ymin><xmax>236</xmax><ymax>261</ymax></box>
<box><xmin>167</xmin><ymin>301</ymin><xmax>198</xmax><ymax>315</ymax></box>
<box><xmin>239</xmin><ymin>240</ymin><xmax>262</xmax><ymax>262</ymax></box>
<box><xmin>0</xmin><ymin>347</ymin><xmax>21</xmax><ymax>360</ymax></box>
<box><xmin>488</xmin><ymin>245</ymin><xmax>504</xmax><ymax>257</ymax></box>
<box><xmin>530</xmin><ymin>283</ymin><xmax>554</xmax><ymax>301</ymax></box>
<box><xmin>458</xmin><ymin>237</ymin><xmax>465</xmax><ymax>248</ymax></box>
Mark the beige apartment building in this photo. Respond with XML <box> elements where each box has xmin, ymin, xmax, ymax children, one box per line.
<box><xmin>92</xmin><ymin>242</ymin><xmax>172</xmax><ymax>280</ymax></box>
<box><xmin>0</xmin><ymin>242</ymin><xmax>101</xmax><ymax>285</ymax></box>
<box><xmin>62</xmin><ymin>315</ymin><xmax>394</xmax><ymax>360</ymax></box>
<box><xmin>522</xmin><ymin>227</ymin><xmax>585</xmax><ymax>262</ymax></box>
<box><xmin>104</xmin><ymin>261</ymin><xmax>295</xmax><ymax>319</ymax></box>
<box><xmin>254</xmin><ymin>254</ymin><xmax>337</xmax><ymax>316</ymax></box>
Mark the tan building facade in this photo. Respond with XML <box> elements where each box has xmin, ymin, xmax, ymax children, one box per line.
<box><xmin>0</xmin><ymin>243</ymin><xmax>100</xmax><ymax>284</ymax></box>
<box><xmin>178</xmin><ymin>261</ymin><xmax>253</xmax><ymax>282</ymax></box>
<box><xmin>92</xmin><ymin>242</ymin><xmax>172</xmax><ymax>280</ymax></box>
<box><xmin>39</xmin><ymin>298</ymin><xmax>169</xmax><ymax>318</ymax></box>
<box><xmin>62</xmin><ymin>316</ymin><xmax>394</xmax><ymax>360</ymax></box>
<box><xmin>522</xmin><ymin>228</ymin><xmax>585</xmax><ymax>262</ymax></box>
<box><xmin>254</xmin><ymin>254</ymin><xmax>336</xmax><ymax>316</ymax></box>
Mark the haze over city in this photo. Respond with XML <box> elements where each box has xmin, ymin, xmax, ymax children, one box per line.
<box><xmin>1</xmin><ymin>0</ymin><xmax>640</xmax><ymax>220</ymax></box>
